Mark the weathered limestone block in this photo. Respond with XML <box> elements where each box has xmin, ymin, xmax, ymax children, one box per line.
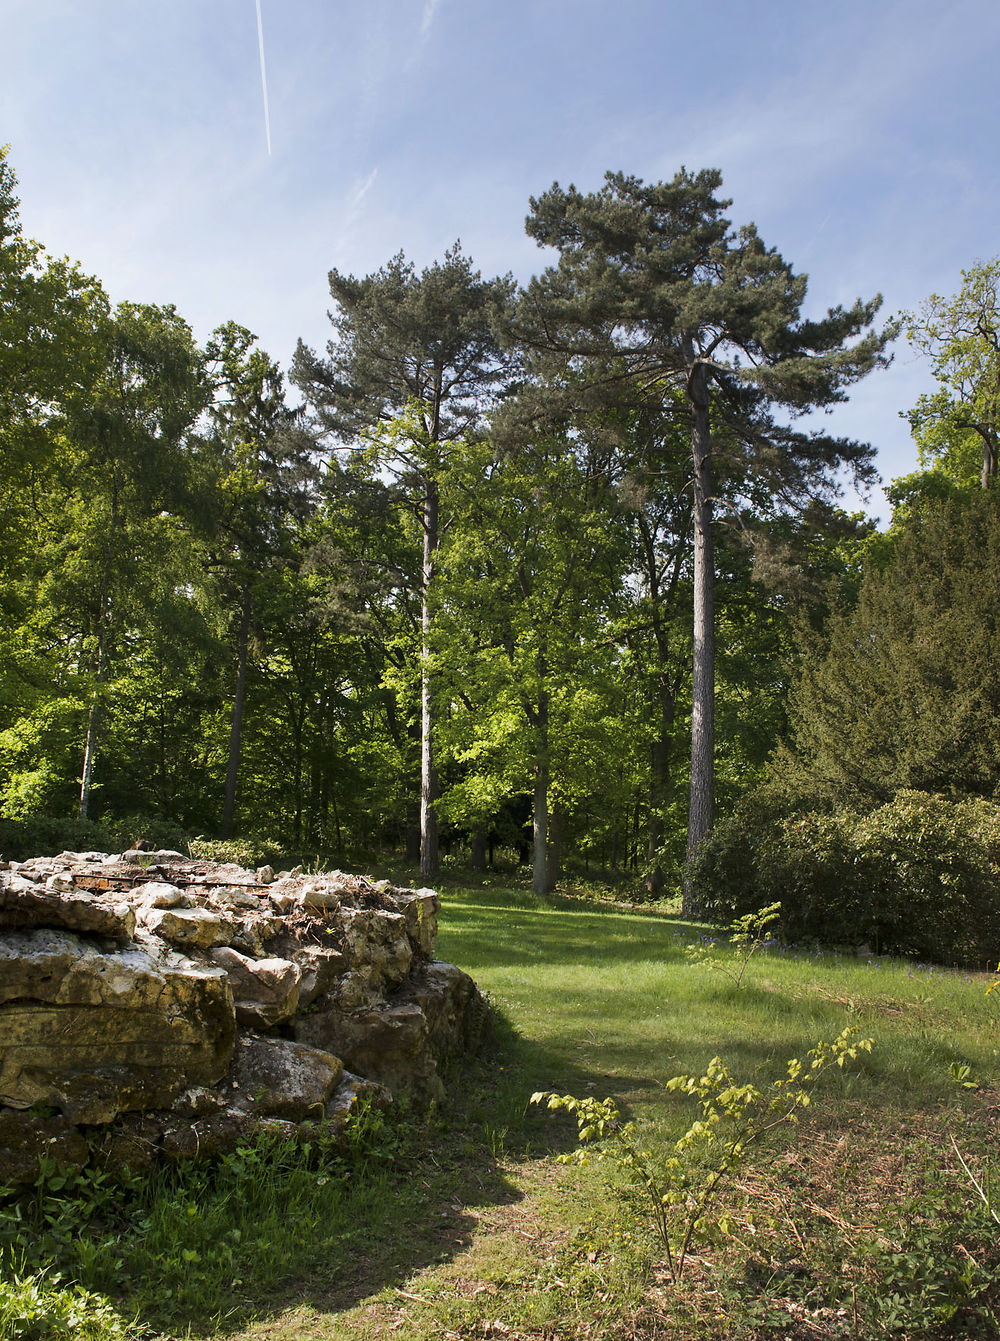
<box><xmin>325</xmin><ymin>1071</ymin><xmax>391</xmax><ymax>1125</ymax></box>
<box><xmin>316</xmin><ymin>964</ymin><xmax>384</xmax><ymax>1010</ymax></box>
<box><xmin>230</xmin><ymin>1035</ymin><xmax>344</xmax><ymax>1120</ymax></box>
<box><xmin>0</xmin><ymin>1109</ymin><xmax>90</xmax><ymax>1183</ymax></box>
<box><xmin>138</xmin><ymin>881</ymin><xmax>189</xmax><ymax>909</ymax></box>
<box><xmin>0</xmin><ymin>931</ymin><xmax>214</xmax><ymax>1013</ymax></box>
<box><xmin>138</xmin><ymin>905</ymin><xmax>234</xmax><ymax>951</ymax></box>
<box><xmin>341</xmin><ymin>909</ymin><xmax>413</xmax><ymax>987</ymax></box>
<box><xmin>395</xmin><ymin>889</ymin><xmax>440</xmax><ymax>957</ymax></box>
<box><xmin>0</xmin><ymin>877</ymin><xmax>135</xmax><ymax>942</ymax></box>
<box><xmin>210</xmin><ymin>946</ymin><xmax>301</xmax><ymax>1028</ymax></box>
<box><xmin>0</xmin><ymin>949</ymin><xmax>235</xmax><ymax>1121</ymax></box>
<box><xmin>210</xmin><ymin>885</ymin><xmax>265</xmax><ymax>912</ymax></box>
<box><xmin>294</xmin><ymin>944</ymin><xmax>348</xmax><ymax>1006</ymax></box>
<box><xmin>398</xmin><ymin>960</ymin><xmax>489</xmax><ymax>1059</ymax></box>
<box><xmin>294</xmin><ymin>1001</ymin><xmax>442</xmax><ymax>1100</ymax></box>
<box><xmin>294</xmin><ymin>880</ymin><xmax>342</xmax><ymax>911</ymax></box>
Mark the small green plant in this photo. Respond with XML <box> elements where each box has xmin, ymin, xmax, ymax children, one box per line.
<box><xmin>0</xmin><ymin>1261</ymin><xmax>130</xmax><ymax>1340</ymax></box>
<box><xmin>532</xmin><ymin>1026</ymin><xmax>873</xmax><ymax>1284</ymax></box>
<box><xmin>685</xmin><ymin>901</ymin><xmax>782</xmax><ymax>987</ymax></box>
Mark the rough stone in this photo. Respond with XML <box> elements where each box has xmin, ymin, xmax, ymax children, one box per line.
<box><xmin>399</xmin><ymin>960</ymin><xmax>489</xmax><ymax>1059</ymax></box>
<box><xmin>0</xmin><ymin>878</ymin><xmax>135</xmax><ymax>942</ymax></box>
<box><xmin>230</xmin><ymin>1035</ymin><xmax>344</xmax><ymax>1120</ymax></box>
<box><xmin>0</xmin><ymin>949</ymin><xmax>234</xmax><ymax>1120</ymax></box>
<box><xmin>325</xmin><ymin>1071</ymin><xmax>392</xmax><ymax>1126</ymax></box>
<box><xmin>294</xmin><ymin>1001</ymin><xmax>442</xmax><ymax>1099</ymax></box>
<box><xmin>138</xmin><ymin>905</ymin><xmax>233</xmax><ymax>951</ymax></box>
<box><xmin>295</xmin><ymin>944</ymin><xmax>348</xmax><ymax>1006</ymax></box>
<box><xmin>138</xmin><ymin>881</ymin><xmax>188</xmax><ymax>909</ymax></box>
<box><xmin>396</xmin><ymin>890</ymin><xmax>440</xmax><ymax>957</ymax></box>
<box><xmin>210</xmin><ymin>946</ymin><xmax>301</xmax><ymax>1028</ymax></box>
<box><xmin>0</xmin><ymin>1109</ymin><xmax>90</xmax><ymax>1183</ymax></box>
<box><xmin>122</xmin><ymin>849</ymin><xmax>185</xmax><ymax>864</ymax></box>
<box><xmin>341</xmin><ymin>909</ymin><xmax>413</xmax><ymax>987</ymax></box>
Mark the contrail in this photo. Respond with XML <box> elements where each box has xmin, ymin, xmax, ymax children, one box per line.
<box><xmin>255</xmin><ymin>0</ymin><xmax>272</xmax><ymax>155</ymax></box>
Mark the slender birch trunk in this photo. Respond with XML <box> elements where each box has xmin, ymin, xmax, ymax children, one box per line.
<box><xmin>78</xmin><ymin>638</ymin><xmax>107</xmax><ymax>820</ymax></box>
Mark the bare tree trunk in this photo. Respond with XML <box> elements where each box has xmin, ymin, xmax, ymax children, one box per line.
<box><xmin>646</xmin><ymin>683</ymin><xmax>675</xmax><ymax>894</ymax></box>
<box><xmin>78</xmin><ymin>639</ymin><xmax>107</xmax><ymax>820</ymax></box>
<box><xmin>532</xmin><ymin>682</ymin><xmax>550</xmax><ymax>896</ymax></box>
<box><xmin>420</xmin><ymin>481</ymin><xmax>440</xmax><ymax>879</ymax></box>
<box><xmin>979</xmin><ymin>428</ymin><xmax>999</xmax><ymax>488</ymax></box>
<box><xmin>221</xmin><ymin>591</ymin><xmax>251</xmax><ymax>839</ymax></box>
<box><xmin>79</xmin><ymin>471</ymin><xmax>120</xmax><ymax>821</ymax></box>
<box><xmin>470</xmin><ymin>831</ymin><xmax>487</xmax><ymax>871</ymax></box>
<box><xmin>684</xmin><ymin>362</ymin><xmax>715</xmax><ymax>916</ymax></box>
<box><xmin>546</xmin><ymin>797</ymin><xmax>562</xmax><ymax>892</ymax></box>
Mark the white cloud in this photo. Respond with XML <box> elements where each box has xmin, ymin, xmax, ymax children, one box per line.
<box><xmin>420</xmin><ymin>0</ymin><xmax>441</xmax><ymax>37</ymax></box>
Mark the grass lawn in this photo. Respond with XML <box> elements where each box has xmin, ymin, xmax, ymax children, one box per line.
<box><xmin>4</xmin><ymin>879</ymin><xmax>1000</xmax><ymax>1339</ymax></box>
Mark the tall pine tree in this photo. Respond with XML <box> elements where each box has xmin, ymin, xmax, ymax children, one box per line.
<box><xmin>516</xmin><ymin>168</ymin><xmax>892</xmax><ymax>909</ymax></box>
<box><xmin>293</xmin><ymin>246</ymin><xmax>516</xmax><ymax>877</ymax></box>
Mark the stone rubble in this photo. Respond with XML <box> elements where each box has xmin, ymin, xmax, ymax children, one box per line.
<box><xmin>0</xmin><ymin>850</ymin><xmax>489</xmax><ymax>1183</ymax></box>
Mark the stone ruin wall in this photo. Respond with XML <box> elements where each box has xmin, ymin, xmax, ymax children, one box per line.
<box><xmin>0</xmin><ymin>849</ymin><xmax>488</xmax><ymax>1185</ymax></box>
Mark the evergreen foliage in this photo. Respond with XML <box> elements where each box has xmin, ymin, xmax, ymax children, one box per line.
<box><xmin>690</xmin><ymin>789</ymin><xmax>1000</xmax><ymax>965</ymax></box>
<box><xmin>781</xmin><ymin>491</ymin><xmax>1000</xmax><ymax>802</ymax></box>
<box><xmin>513</xmin><ymin>167</ymin><xmax>892</xmax><ymax>905</ymax></box>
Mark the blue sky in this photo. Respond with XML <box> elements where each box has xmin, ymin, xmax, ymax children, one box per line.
<box><xmin>4</xmin><ymin>0</ymin><xmax>999</xmax><ymax>519</ymax></box>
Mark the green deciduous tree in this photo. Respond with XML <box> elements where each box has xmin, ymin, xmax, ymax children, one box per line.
<box><xmin>437</xmin><ymin>433</ymin><xmax>627</xmax><ymax>893</ymax></box>
<box><xmin>905</xmin><ymin>259</ymin><xmax>1000</xmax><ymax>489</ymax></box>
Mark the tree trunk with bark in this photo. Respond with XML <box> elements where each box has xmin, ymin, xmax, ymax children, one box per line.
<box><xmin>684</xmin><ymin>361</ymin><xmax>715</xmax><ymax>916</ymax></box>
<box><xmin>546</xmin><ymin>798</ymin><xmax>563</xmax><ymax>892</ymax></box>
<box><xmin>420</xmin><ymin>480</ymin><xmax>440</xmax><ymax>879</ymax></box>
<box><xmin>78</xmin><ymin>638</ymin><xmax>106</xmax><ymax>820</ymax></box>
<box><xmin>532</xmin><ymin>679</ymin><xmax>550</xmax><ymax>896</ymax></box>
<box><xmin>221</xmin><ymin>590</ymin><xmax>252</xmax><ymax>839</ymax></box>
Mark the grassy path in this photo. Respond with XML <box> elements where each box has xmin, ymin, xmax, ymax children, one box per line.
<box><xmin>226</xmin><ymin>884</ymin><xmax>1000</xmax><ymax>1340</ymax></box>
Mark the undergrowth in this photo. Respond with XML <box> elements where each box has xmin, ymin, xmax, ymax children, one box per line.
<box><xmin>0</xmin><ymin>1101</ymin><xmax>426</xmax><ymax>1338</ymax></box>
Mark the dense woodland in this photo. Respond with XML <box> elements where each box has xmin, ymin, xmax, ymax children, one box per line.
<box><xmin>4</xmin><ymin>145</ymin><xmax>999</xmax><ymax>917</ymax></box>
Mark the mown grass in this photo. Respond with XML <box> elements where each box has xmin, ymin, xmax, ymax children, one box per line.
<box><xmin>3</xmin><ymin>880</ymin><xmax>999</xmax><ymax>1339</ymax></box>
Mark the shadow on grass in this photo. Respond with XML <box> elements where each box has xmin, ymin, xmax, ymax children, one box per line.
<box><xmin>92</xmin><ymin>1011</ymin><xmax>630</xmax><ymax>1338</ymax></box>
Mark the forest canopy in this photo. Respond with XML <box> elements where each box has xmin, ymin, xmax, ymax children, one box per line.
<box><xmin>2</xmin><ymin>145</ymin><xmax>991</xmax><ymax>920</ymax></box>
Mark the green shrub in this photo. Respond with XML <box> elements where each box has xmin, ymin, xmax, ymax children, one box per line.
<box><xmin>187</xmin><ymin>835</ymin><xmax>284</xmax><ymax>868</ymax></box>
<box><xmin>855</xmin><ymin>792</ymin><xmax>1000</xmax><ymax>964</ymax></box>
<box><xmin>690</xmin><ymin>789</ymin><xmax>1000</xmax><ymax>966</ymax></box>
<box><xmin>0</xmin><ymin>815</ymin><xmax>191</xmax><ymax>862</ymax></box>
